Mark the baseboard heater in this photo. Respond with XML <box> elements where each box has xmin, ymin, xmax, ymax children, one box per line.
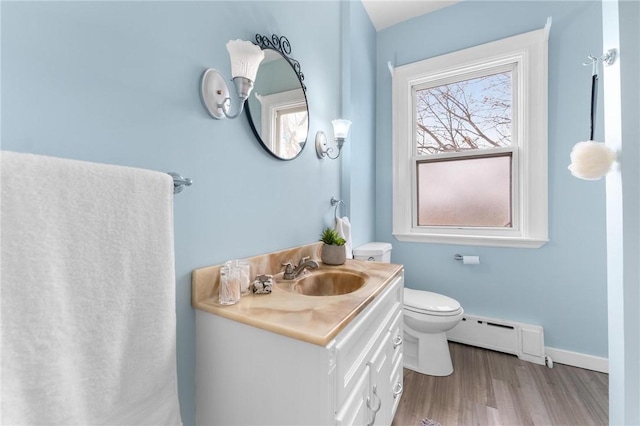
<box><xmin>446</xmin><ymin>314</ymin><xmax>550</xmax><ymax>366</ymax></box>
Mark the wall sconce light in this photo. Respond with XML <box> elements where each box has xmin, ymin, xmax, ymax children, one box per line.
<box><xmin>200</xmin><ymin>40</ymin><xmax>265</xmax><ymax>120</ymax></box>
<box><xmin>568</xmin><ymin>49</ymin><xmax>618</xmax><ymax>180</ymax></box>
<box><xmin>315</xmin><ymin>119</ymin><xmax>352</xmax><ymax>159</ymax></box>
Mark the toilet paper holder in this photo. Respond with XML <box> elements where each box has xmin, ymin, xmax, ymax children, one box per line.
<box><xmin>454</xmin><ymin>254</ymin><xmax>480</xmax><ymax>264</ymax></box>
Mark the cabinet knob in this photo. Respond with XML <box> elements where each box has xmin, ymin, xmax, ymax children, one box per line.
<box><xmin>393</xmin><ymin>381</ymin><xmax>404</xmax><ymax>398</ymax></box>
<box><xmin>393</xmin><ymin>335</ymin><xmax>403</xmax><ymax>348</ymax></box>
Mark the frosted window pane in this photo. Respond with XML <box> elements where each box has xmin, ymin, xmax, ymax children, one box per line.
<box><xmin>417</xmin><ymin>155</ymin><xmax>512</xmax><ymax>227</ymax></box>
<box><xmin>415</xmin><ymin>71</ymin><xmax>512</xmax><ymax>155</ymax></box>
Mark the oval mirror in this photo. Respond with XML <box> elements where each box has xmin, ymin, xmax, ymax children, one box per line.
<box><xmin>246</xmin><ymin>35</ymin><xmax>309</xmax><ymax>161</ymax></box>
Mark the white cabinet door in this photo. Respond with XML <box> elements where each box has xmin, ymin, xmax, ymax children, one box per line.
<box><xmin>368</xmin><ymin>330</ymin><xmax>392</xmax><ymax>426</ymax></box>
<box><xmin>335</xmin><ymin>365</ymin><xmax>371</xmax><ymax>426</ymax></box>
<box><xmin>390</xmin><ymin>353</ymin><xmax>404</xmax><ymax>418</ymax></box>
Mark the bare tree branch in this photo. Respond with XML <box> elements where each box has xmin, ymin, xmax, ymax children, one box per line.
<box><xmin>415</xmin><ymin>71</ymin><xmax>512</xmax><ymax>154</ymax></box>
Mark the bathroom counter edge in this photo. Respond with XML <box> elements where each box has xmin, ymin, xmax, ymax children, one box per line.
<box><xmin>192</xmin><ymin>244</ymin><xmax>403</xmax><ymax>346</ymax></box>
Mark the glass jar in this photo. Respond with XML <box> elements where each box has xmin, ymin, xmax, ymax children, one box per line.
<box><xmin>219</xmin><ymin>264</ymin><xmax>241</xmax><ymax>305</ymax></box>
<box><xmin>226</xmin><ymin>259</ymin><xmax>251</xmax><ymax>296</ymax></box>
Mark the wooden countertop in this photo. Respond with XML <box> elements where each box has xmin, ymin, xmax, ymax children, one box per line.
<box><xmin>192</xmin><ymin>243</ymin><xmax>403</xmax><ymax>346</ymax></box>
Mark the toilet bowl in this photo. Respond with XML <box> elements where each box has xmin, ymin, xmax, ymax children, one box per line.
<box><xmin>403</xmin><ymin>288</ymin><xmax>463</xmax><ymax>376</ymax></box>
<box><xmin>352</xmin><ymin>243</ymin><xmax>464</xmax><ymax>377</ymax></box>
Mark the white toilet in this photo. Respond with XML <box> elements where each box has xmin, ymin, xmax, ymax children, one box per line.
<box><xmin>353</xmin><ymin>243</ymin><xmax>464</xmax><ymax>377</ymax></box>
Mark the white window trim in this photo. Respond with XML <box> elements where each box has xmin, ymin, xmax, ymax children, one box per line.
<box><xmin>255</xmin><ymin>88</ymin><xmax>306</xmax><ymax>154</ymax></box>
<box><xmin>392</xmin><ymin>27</ymin><xmax>549</xmax><ymax>248</ymax></box>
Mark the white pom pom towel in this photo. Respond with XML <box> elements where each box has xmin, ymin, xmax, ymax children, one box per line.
<box><xmin>568</xmin><ymin>140</ymin><xmax>616</xmax><ymax>180</ymax></box>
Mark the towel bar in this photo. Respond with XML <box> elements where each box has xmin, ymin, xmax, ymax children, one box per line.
<box><xmin>167</xmin><ymin>172</ymin><xmax>192</xmax><ymax>194</ymax></box>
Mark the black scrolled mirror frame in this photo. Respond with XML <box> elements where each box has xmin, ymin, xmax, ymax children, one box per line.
<box><xmin>255</xmin><ymin>34</ymin><xmax>306</xmax><ymax>93</ymax></box>
<box><xmin>246</xmin><ymin>34</ymin><xmax>309</xmax><ymax>161</ymax></box>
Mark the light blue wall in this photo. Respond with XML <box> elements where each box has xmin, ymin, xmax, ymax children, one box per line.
<box><xmin>1</xmin><ymin>2</ymin><xmax>347</xmax><ymax>424</ymax></box>
<box><xmin>340</xmin><ymin>0</ymin><xmax>377</xmax><ymax>248</ymax></box>
<box><xmin>375</xmin><ymin>1</ymin><xmax>609</xmax><ymax>356</ymax></box>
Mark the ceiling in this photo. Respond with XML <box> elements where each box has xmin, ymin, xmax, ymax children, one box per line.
<box><xmin>361</xmin><ymin>0</ymin><xmax>460</xmax><ymax>31</ymax></box>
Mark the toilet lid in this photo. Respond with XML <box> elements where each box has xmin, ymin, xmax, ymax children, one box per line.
<box><xmin>404</xmin><ymin>288</ymin><xmax>462</xmax><ymax>316</ymax></box>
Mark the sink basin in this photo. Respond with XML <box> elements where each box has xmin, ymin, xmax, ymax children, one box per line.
<box><xmin>281</xmin><ymin>271</ymin><xmax>367</xmax><ymax>296</ymax></box>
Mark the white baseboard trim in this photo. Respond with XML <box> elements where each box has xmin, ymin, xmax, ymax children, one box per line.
<box><xmin>545</xmin><ymin>347</ymin><xmax>608</xmax><ymax>373</ymax></box>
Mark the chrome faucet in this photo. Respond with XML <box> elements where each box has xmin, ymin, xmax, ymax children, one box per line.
<box><xmin>282</xmin><ymin>256</ymin><xmax>319</xmax><ymax>280</ymax></box>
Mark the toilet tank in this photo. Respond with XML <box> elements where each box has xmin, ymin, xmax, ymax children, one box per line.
<box><xmin>353</xmin><ymin>242</ymin><xmax>392</xmax><ymax>263</ymax></box>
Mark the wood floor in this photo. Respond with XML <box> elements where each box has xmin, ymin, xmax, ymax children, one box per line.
<box><xmin>391</xmin><ymin>343</ymin><xmax>608</xmax><ymax>426</ymax></box>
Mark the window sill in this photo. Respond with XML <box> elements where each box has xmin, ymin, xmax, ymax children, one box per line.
<box><xmin>392</xmin><ymin>232</ymin><xmax>549</xmax><ymax>248</ymax></box>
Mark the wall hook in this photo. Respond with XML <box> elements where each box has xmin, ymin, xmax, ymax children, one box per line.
<box><xmin>601</xmin><ymin>48</ymin><xmax>617</xmax><ymax>66</ymax></box>
<box><xmin>583</xmin><ymin>48</ymin><xmax>617</xmax><ymax>72</ymax></box>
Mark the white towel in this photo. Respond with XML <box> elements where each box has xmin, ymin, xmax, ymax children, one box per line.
<box><xmin>0</xmin><ymin>151</ymin><xmax>182</xmax><ymax>426</ymax></box>
<box><xmin>334</xmin><ymin>216</ymin><xmax>353</xmax><ymax>259</ymax></box>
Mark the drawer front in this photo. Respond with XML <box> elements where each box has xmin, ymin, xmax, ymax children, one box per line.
<box><xmin>335</xmin><ymin>275</ymin><xmax>403</xmax><ymax>403</ymax></box>
<box><xmin>369</xmin><ymin>331</ymin><xmax>391</xmax><ymax>379</ymax></box>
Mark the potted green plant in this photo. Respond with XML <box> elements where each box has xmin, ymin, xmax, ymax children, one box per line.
<box><xmin>320</xmin><ymin>227</ymin><xmax>347</xmax><ymax>265</ymax></box>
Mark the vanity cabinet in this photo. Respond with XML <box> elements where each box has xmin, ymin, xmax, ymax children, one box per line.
<box><xmin>336</xmin><ymin>310</ymin><xmax>404</xmax><ymax>426</ymax></box>
<box><xmin>194</xmin><ymin>271</ymin><xmax>404</xmax><ymax>426</ymax></box>
<box><xmin>335</xmin><ymin>277</ymin><xmax>404</xmax><ymax>426</ymax></box>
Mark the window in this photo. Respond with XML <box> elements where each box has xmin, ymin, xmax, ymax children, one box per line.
<box><xmin>255</xmin><ymin>88</ymin><xmax>308</xmax><ymax>158</ymax></box>
<box><xmin>275</xmin><ymin>104</ymin><xmax>308</xmax><ymax>158</ymax></box>
<box><xmin>392</xmin><ymin>27</ymin><xmax>549</xmax><ymax>248</ymax></box>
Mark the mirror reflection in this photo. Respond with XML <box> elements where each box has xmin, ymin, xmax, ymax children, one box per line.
<box><xmin>246</xmin><ymin>39</ymin><xmax>309</xmax><ymax>160</ymax></box>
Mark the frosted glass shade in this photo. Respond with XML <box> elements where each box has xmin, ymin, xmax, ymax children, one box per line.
<box><xmin>226</xmin><ymin>40</ymin><xmax>265</xmax><ymax>82</ymax></box>
<box><xmin>332</xmin><ymin>119</ymin><xmax>352</xmax><ymax>139</ymax></box>
<box><xmin>568</xmin><ymin>140</ymin><xmax>616</xmax><ymax>180</ymax></box>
